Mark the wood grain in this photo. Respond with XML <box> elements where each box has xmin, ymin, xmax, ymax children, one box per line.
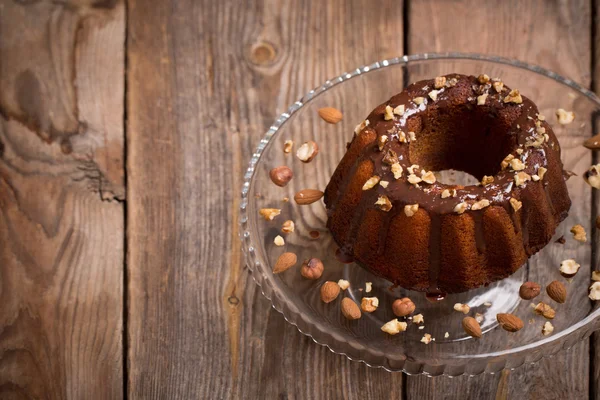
<box><xmin>0</xmin><ymin>0</ymin><xmax>125</xmax><ymax>398</ymax></box>
<box><xmin>127</xmin><ymin>0</ymin><xmax>407</xmax><ymax>397</ymax></box>
<box><xmin>407</xmin><ymin>0</ymin><xmax>592</xmax><ymax>398</ymax></box>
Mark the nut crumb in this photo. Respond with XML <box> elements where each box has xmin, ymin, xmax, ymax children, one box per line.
<box><xmin>281</xmin><ymin>220</ymin><xmax>295</xmax><ymax>233</ymax></box>
<box><xmin>365</xmin><ymin>282</ymin><xmax>372</xmax><ymax>293</ymax></box>
<box><xmin>538</xmin><ymin>167</ymin><xmax>547</xmax><ymax>180</ymax></box>
<box><xmin>428</xmin><ymin>90</ymin><xmax>440</xmax><ymax>101</ymax></box>
<box><xmin>296</xmin><ymin>141</ymin><xmax>319</xmax><ymax>162</ymax></box>
<box><xmin>444</xmin><ymin>332</ymin><xmax>450</xmax><ymax>339</ymax></box>
<box><xmin>354</xmin><ymin>119</ymin><xmax>370</xmax><ymax>134</ymax></box>
<box><xmin>434</xmin><ymin>76</ymin><xmax>447</xmax><ymax>89</ymax></box>
<box><xmin>481</xmin><ymin>175</ymin><xmax>494</xmax><ymax>185</ymax></box>
<box><xmin>477</xmin><ymin>93</ymin><xmax>488</xmax><ymax>105</ymax></box>
<box><xmin>283</xmin><ymin>140</ymin><xmax>294</xmax><ymax>153</ymax></box>
<box><xmin>404</xmin><ymin>204</ymin><xmax>419</xmax><ymax>217</ymax></box>
<box><xmin>510</xmin><ymin>158</ymin><xmax>525</xmax><ymax>171</ymax></box>
<box><xmin>533</xmin><ymin>302</ymin><xmax>555</xmax><ymax>319</ymax></box>
<box><xmin>570</xmin><ymin>224</ymin><xmax>587</xmax><ymax>242</ymax></box>
<box><xmin>510</xmin><ymin>198</ymin><xmax>522</xmax><ymax>212</ymax></box>
<box><xmin>378</xmin><ymin>135</ymin><xmax>388</xmax><ymax>151</ymax></box>
<box><xmin>362</xmin><ymin>176</ymin><xmax>381</xmax><ymax>190</ymax></box>
<box><xmin>412</xmin><ymin>314</ymin><xmax>424</xmax><ymax>324</ymax></box>
<box><xmin>375</xmin><ymin>195</ymin><xmax>393</xmax><ymax>212</ymax></box>
<box><xmin>493</xmin><ymin>81</ymin><xmax>504</xmax><ymax>93</ymax></box>
<box><xmin>384</xmin><ymin>105</ymin><xmax>394</xmax><ymax>121</ymax></box>
<box><xmin>590</xmin><ymin>282</ymin><xmax>600</xmax><ymax>300</ymax></box>
<box><xmin>477</xmin><ymin>74</ymin><xmax>490</xmax><ymax>84</ymax></box>
<box><xmin>585</xmin><ymin>165</ymin><xmax>600</xmax><ymax>189</ymax></box>
<box><xmin>453</xmin><ymin>303</ymin><xmax>470</xmax><ymax>314</ymax></box>
<box><xmin>408</xmin><ymin>132</ymin><xmax>417</xmax><ymax>141</ymax></box>
<box><xmin>381</xmin><ymin>319</ymin><xmax>407</xmax><ymax>335</ymax></box>
<box><xmin>393</xmin><ymin>104</ymin><xmax>405</xmax><ymax>116</ymax></box>
<box><xmin>542</xmin><ymin>321</ymin><xmax>554</xmax><ymax>336</ymax></box>
<box><xmin>560</xmin><ymin>259</ymin><xmax>580</xmax><ymax>277</ymax></box>
<box><xmin>556</xmin><ymin>108</ymin><xmax>575</xmax><ymax>125</ymax></box>
<box><xmin>408</xmin><ymin>174</ymin><xmax>422</xmax><ymax>185</ymax></box>
<box><xmin>420</xmin><ymin>333</ymin><xmax>432</xmax><ymax>344</ymax></box>
<box><xmin>274</xmin><ymin>235</ymin><xmax>285</xmax><ymax>246</ymax></box>
<box><xmin>391</xmin><ymin>163</ymin><xmax>403</xmax><ymax>179</ymax></box>
<box><xmin>501</xmin><ymin>154</ymin><xmax>515</xmax><ymax>170</ymax></box>
<box><xmin>454</xmin><ymin>202</ymin><xmax>469</xmax><ymax>214</ymax></box>
<box><xmin>361</xmin><ymin>297</ymin><xmax>379</xmax><ymax>313</ymax></box>
<box><xmin>471</xmin><ymin>199</ymin><xmax>490</xmax><ymax>210</ymax></box>
<box><xmin>260</xmin><ymin>208</ymin><xmax>281</xmax><ymax>221</ymax></box>
<box><xmin>421</xmin><ymin>170</ymin><xmax>436</xmax><ymax>184</ymax></box>
<box><xmin>475</xmin><ymin>313</ymin><xmax>484</xmax><ymax>323</ymax></box>
<box><xmin>337</xmin><ymin>280</ymin><xmax>350</xmax><ymax>291</ymax></box>
<box><xmin>379</xmin><ymin>180</ymin><xmax>389</xmax><ymax>188</ymax></box>
<box><xmin>592</xmin><ymin>271</ymin><xmax>600</xmax><ymax>281</ymax></box>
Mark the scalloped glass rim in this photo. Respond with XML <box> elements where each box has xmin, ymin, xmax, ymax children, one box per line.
<box><xmin>239</xmin><ymin>52</ymin><xmax>600</xmax><ymax>376</ymax></box>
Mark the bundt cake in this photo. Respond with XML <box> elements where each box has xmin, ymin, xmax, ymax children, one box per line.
<box><xmin>324</xmin><ymin>74</ymin><xmax>571</xmax><ymax>294</ymax></box>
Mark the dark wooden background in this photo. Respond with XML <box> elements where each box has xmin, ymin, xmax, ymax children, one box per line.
<box><xmin>0</xmin><ymin>0</ymin><xmax>598</xmax><ymax>398</ymax></box>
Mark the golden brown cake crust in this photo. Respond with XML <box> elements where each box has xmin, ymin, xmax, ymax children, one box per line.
<box><xmin>324</xmin><ymin>74</ymin><xmax>571</xmax><ymax>294</ymax></box>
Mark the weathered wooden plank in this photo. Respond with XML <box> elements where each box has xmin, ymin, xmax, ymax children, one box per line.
<box><xmin>127</xmin><ymin>0</ymin><xmax>407</xmax><ymax>397</ymax></box>
<box><xmin>0</xmin><ymin>0</ymin><xmax>125</xmax><ymax>398</ymax></box>
<box><xmin>407</xmin><ymin>0</ymin><xmax>592</xmax><ymax>398</ymax></box>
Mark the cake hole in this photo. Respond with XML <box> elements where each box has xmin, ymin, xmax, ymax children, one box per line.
<box><xmin>407</xmin><ymin>104</ymin><xmax>518</xmax><ymax>181</ymax></box>
<box><xmin>434</xmin><ymin>169</ymin><xmax>479</xmax><ymax>186</ymax></box>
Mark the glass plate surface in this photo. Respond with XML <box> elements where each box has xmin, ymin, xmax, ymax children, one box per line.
<box><xmin>240</xmin><ymin>53</ymin><xmax>600</xmax><ymax>376</ymax></box>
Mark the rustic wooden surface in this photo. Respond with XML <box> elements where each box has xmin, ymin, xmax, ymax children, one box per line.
<box><xmin>2</xmin><ymin>0</ymin><xmax>599</xmax><ymax>398</ymax></box>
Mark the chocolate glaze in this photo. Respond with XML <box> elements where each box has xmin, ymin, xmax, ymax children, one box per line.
<box><xmin>325</xmin><ymin>74</ymin><xmax>570</xmax><ymax>293</ymax></box>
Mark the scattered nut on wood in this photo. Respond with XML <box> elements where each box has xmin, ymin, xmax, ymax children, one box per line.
<box><xmin>341</xmin><ymin>298</ymin><xmax>361</xmax><ymax>320</ymax></box>
<box><xmin>542</xmin><ymin>321</ymin><xmax>554</xmax><ymax>336</ymax></box>
<box><xmin>296</xmin><ymin>141</ymin><xmax>319</xmax><ymax>162</ymax></box>
<box><xmin>281</xmin><ymin>220</ymin><xmax>295</xmax><ymax>233</ymax></box>
<box><xmin>462</xmin><ymin>316</ymin><xmax>482</xmax><ymax>338</ymax></box>
<box><xmin>546</xmin><ymin>280</ymin><xmax>567</xmax><ymax>304</ymax></box>
<box><xmin>318</xmin><ymin>107</ymin><xmax>343</xmax><ymax>124</ymax></box>
<box><xmin>519</xmin><ymin>281</ymin><xmax>541</xmax><ymax>300</ymax></box>
<box><xmin>420</xmin><ymin>333</ymin><xmax>433</xmax><ymax>344</ymax></box>
<box><xmin>497</xmin><ymin>313</ymin><xmax>524</xmax><ymax>332</ymax></box>
<box><xmin>556</xmin><ymin>108</ymin><xmax>575</xmax><ymax>125</ymax></box>
<box><xmin>412</xmin><ymin>313</ymin><xmax>424</xmax><ymax>324</ymax></box>
<box><xmin>273</xmin><ymin>252</ymin><xmax>297</xmax><ymax>273</ymax></box>
<box><xmin>283</xmin><ymin>140</ymin><xmax>294</xmax><ymax>153</ymax></box>
<box><xmin>259</xmin><ymin>208</ymin><xmax>281</xmax><ymax>221</ymax></box>
<box><xmin>360</xmin><ymin>297</ymin><xmax>379</xmax><ymax>313</ymax></box>
<box><xmin>320</xmin><ymin>281</ymin><xmax>340</xmax><ymax>303</ymax></box>
<box><xmin>269</xmin><ymin>166</ymin><xmax>293</xmax><ymax>187</ymax></box>
<box><xmin>559</xmin><ymin>259</ymin><xmax>580</xmax><ymax>278</ymax></box>
<box><xmin>300</xmin><ymin>258</ymin><xmax>324</xmax><ymax>280</ymax></box>
<box><xmin>533</xmin><ymin>302</ymin><xmax>556</xmax><ymax>319</ymax></box>
<box><xmin>294</xmin><ymin>189</ymin><xmax>324</xmax><ymax>205</ymax></box>
<box><xmin>392</xmin><ymin>297</ymin><xmax>416</xmax><ymax>317</ymax></box>
<box><xmin>570</xmin><ymin>224</ymin><xmax>587</xmax><ymax>242</ymax></box>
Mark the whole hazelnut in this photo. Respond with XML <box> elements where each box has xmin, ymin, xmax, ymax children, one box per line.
<box><xmin>300</xmin><ymin>258</ymin><xmax>324</xmax><ymax>280</ymax></box>
<box><xmin>519</xmin><ymin>281</ymin><xmax>541</xmax><ymax>300</ymax></box>
<box><xmin>269</xmin><ymin>166</ymin><xmax>293</xmax><ymax>187</ymax></box>
<box><xmin>392</xmin><ymin>297</ymin><xmax>415</xmax><ymax>317</ymax></box>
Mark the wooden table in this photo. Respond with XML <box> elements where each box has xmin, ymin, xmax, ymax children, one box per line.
<box><xmin>1</xmin><ymin>0</ymin><xmax>598</xmax><ymax>398</ymax></box>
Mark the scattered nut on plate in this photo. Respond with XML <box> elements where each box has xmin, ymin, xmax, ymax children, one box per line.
<box><xmin>519</xmin><ymin>281</ymin><xmax>541</xmax><ymax>300</ymax></box>
<box><xmin>320</xmin><ymin>281</ymin><xmax>340</xmax><ymax>303</ymax></box>
<box><xmin>294</xmin><ymin>189</ymin><xmax>324</xmax><ymax>205</ymax></box>
<box><xmin>546</xmin><ymin>280</ymin><xmax>567</xmax><ymax>304</ymax></box>
<box><xmin>341</xmin><ymin>298</ymin><xmax>361</xmax><ymax>320</ymax></box>
<box><xmin>296</xmin><ymin>141</ymin><xmax>319</xmax><ymax>162</ymax></box>
<box><xmin>570</xmin><ymin>224</ymin><xmax>587</xmax><ymax>242</ymax></box>
<box><xmin>453</xmin><ymin>303</ymin><xmax>470</xmax><ymax>314</ymax></box>
<box><xmin>337</xmin><ymin>279</ymin><xmax>350</xmax><ymax>290</ymax></box>
<box><xmin>273</xmin><ymin>252</ymin><xmax>297</xmax><ymax>273</ymax></box>
<box><xmin>381</xmin><ymin>319</ymin><xmax>407</xmax><ymax>335</ymax></box>
<box><xmin>269</xmin><ymin>166</ymin><xmax>293</xmax><ymax>187</ymax></box>
<box><xmin>283</xmin><ymin>140</ymin><xmax>294</xmax><ymax>153</ymax></box>
<box><xmin>281</xmin><ymin>220</ymin><xmax>295</xmax><ymax>233</ymax></box>
<box><xmin>556</xmin><ymin>108</ymin><xmax>575</xmax><ymax>125</ymax></box>
<box><xmin>462</xmin><ymin>316</ymin><xmax>482</xmax><ymax>338</ymax></box>
<box><xmin>542</xmin><ymin>321</ymin><xmax>555</xmax><ymax>336</ymax></box>
<box><xmin>420</xmin><ymin>333</ymin><xmax>433</xmax><ymax>344</ymax></box>
<box><xmin>533</xmin><ymin>302</ymin><xmax>556</xmax><ymax>319</ymax></box>
<box><xmin>259</xmin><ymin>208</ymin><xmax>281</xmax><ymax>221</ymax></box>
<box><xmin>300</xmin><ymin>258</ymin><xmax>324</xmax><ymax>280</ymax></box>
<box><xmin>360</xmin><ymin>297</ymin><xmax>379</xmax><ymax>313</ymax></box>
<box><xmin>318</xmin><ymin>107</ymin><xmax>343</xmax><ymax>124</ymax></box>
<box><xmin>497</xmin><ymin>313</ymin><xmax>524</xmax><ymax>332</ymax></box>
<box><xmin>392</xmin><ymin>297</ymin><xmax>416</xmax><ymax>317</ymax></box>
<box><xmin>559</xmin><ymin>259</ymin><xmax>580</xmax><ymax>278</ymax></box>
<box><xmin>589</xmin><ymin>282</ymin><xmax>600</xmax><ymax>300</ymax></box>
<box><xmin>273</xmin><ymin>235</ymin><xmax>285</xmax><ymax>246</ymax></box>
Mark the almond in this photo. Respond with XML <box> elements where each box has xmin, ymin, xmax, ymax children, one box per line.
<box><xmin>519</xmin><ymin>281</ymin><xmax>541</xmax><ymax>300</ymax></box>
<box><xmin>546</xmin><ymin>280</ymin><xmax>567</xmax><ymax>304</ymax></box>
<box><xmin>392</xmin><ymin>297</ymin><xmax>415</xmax><ymax>317</ymax></box>
<box><xmin>273</xmin><ymin>252</ymin><xmax>297</xmax><ymax>273</ymax></box>
<box><xmin>296</xmin><ymin>141</ymin><xmax>319</xmax><ymax>162</ymax></box>
<box><xmin>294</xmin><ymin>189</ymin><xmax>324</xmax><ymax>205</ymax></box>
<box><xmin>320</xmin><ymin>281</ymin><xmax>340</xmax><ymax>303</ymax></box>
<box><xmin>269</xmin><ymin>166</ymin><xmax>293</xmax><ymax>187</ymax></box>
<box><xmin>497</xmin><ymin>313</ymin><xmax>524</xmax><ymax>332</ymax></box>
<box><xmin>584</xmin><ymin>133</ymin><xmax>600</xmax><ymax>150</ymax></box>
<box><xmin>341</xmin><ymin>298</ymin><xmax>361</xmax><ymax>320</ymax></box>
<box><xmin>462</xmin><ymin>316</ymin><xmax>482</xmax><ymax>338</ymax></box>
<box><xmin>318</xmin><ymin>107</ymin><xmax>343</xmax><ymax>124</ymax></box>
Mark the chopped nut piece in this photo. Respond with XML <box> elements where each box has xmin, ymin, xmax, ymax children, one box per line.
<box><xmin>538</xmin><ymin>167</ymin><xmax>548</xmax><ymax>180</ymax></box>
<box><xmin>404</xmin><ymin>204</ymin><xmax>419</xmax><ymax>217</ymax></box>
<box><xmin>481</xmin><ymin>175</ymin><xmax>494</xmax><ymax>185</ymax></box>
<box><xmin>408</xmin><ymin>131</ymin><xmax>417</xmax><ymax>141</ymax></box>
<box><xmin>542</xmin><ymin>321</ymin><xmax>554</xmax><ymax>336</ymax></box>
<box><xmin>471</xmin><ymin>199</ymin><xmax>490</xmax><ymax>210</ymax></box>
<box><xmin>454</xmin><ymin>202</ymin><xmax>469</xmax><ymax>214</ymax></box>
<box><xmin>398</xmin><ymin>131</ymin><xmax>407</xmax><ymax>143</ymax></box>
<box><xmin>510</xmin><ymin>198</ymin><xmax>522</xmax><ymax>212</ymax></box>
<box><xmin>420</xmin><ymin>333</ymin><xmax>433</xmax><ymax>344</ymax></box>
<box><xmin>477</xmin><ymin>74</ymin><xmax>490</xmax><ymax>84</ymax></box>
<box><xmin>516</xmin><ymin>148</ymin><xmax>524</xmax><ymax>155</ymax></box>
<box><xmin>532</xmin><ymin>175</ymin><xmax>540</xmax><ymax>182</ymax></box>
<box><xmin>421</xmin><ymin>171</ymin><xmax>436</xmax><ymax>184</ymax></box>
<box><xmin>384</xmin><ymin>105</ymin><xmax>394</xmax><ymax>121</ymax></box>
<box><xmin>514</xmin><ymin>171</ymin><xmax>532</xmax><ymax>187</ymax></box>
<box><xmin>434</xmin><ymin>76</ymin><xmax>447</xmax><ymax>89</ymax></box>
<box><xmin>375</xmin><ymin>195</ymin><xmax>392</xmax><ymax>211</ymax></box>
<box><xmin>378</xmin><ymin>135</ymin><xmax>388</xmax><ymax>151</ymax></box>
<box><xmin>584</xmin><ymin>164</ymin><xmax>600</xmax><ymax>189</ymax></box>
<box><xmin>260</xmin><ymin>208</ymin><xmax>281</xmax><ymax>221</ymax></box>
<box><xmin>379</xmin><ymin>180</ymin><xmax>389</xmax><ymax>188</ymax></box>
<box><xmin>592</xmin><ymin>271</ymin><xmax>600</xmax><ymax>281</ymax></box>
<box><xmin>381</xmin><ymin>319</ymin><xmax>407</xmax><ymax>335</ymax></box>
<box><xmin>362</xmin><ymin>176</ymin><xmax>381</xmax><ymax>190</ymax></box>
<box><xmin>412</xmin><ymin>313</ymin><xmax>424</xmax><ymax>324</ymax></box>
<box><xmin>453</xmin><ymin>303</ymin><xmax>470</xmax><ymax>314</ymax></box>
<box><xmin>504</xmin><ymin>89</ymin><xmax>523</xmax><ymax>104</ymax></box>
<box><xmin>446</xmin><ymin>77</ymin><xmax>458</xmax><ymax>87</ymax></box>
<box><xmin>556</xmin><ymin>108</ymin><xmax>575</xmax><ymax>125</ymax></box>
<box><xmin>393</xmin><ymin>298</ymin><xmax>416</xmax><ymax>317</ymax></box>
<box><xmin>337</xmin><ymin>279</ymin><xmax>350</xmax><ymax>290</ymax></box>
<box><xmin>361</xmin><ymin>297</ymin><xmax>379</xmax><ymax>313</ymax></box>
<box><xmin>296</xmin><ymin>141</ymin><xmax>319</xmax><ymax>162</ymax></box>
<box><xmin>365</xmin><ymin>282</ymin><xmax>372</xmax><ymax>293</ymax></box>
<box><xmin>559</xmin><ymin>259</ymin><xmax>581</xmax><ymax>277</ymax></box>
<box><xmin>393</xmin><ymin>104</ymin><xmax>405</xmax><ymax>116</ymax></box>
<box><xmin>444</xmin><ymin>332</ymin><xmax>450</xmax><ymax>339</ymax></box>
<box><xmin>510</xmin><ymin>158</ymin><xmax>526</xmax><ymax>171</ymax></box>
<box><xmin>407</xmin><ymin>174</ymin><xmax>422</xmax><ymax>184</ymax></box>
<box><xmin>382</xmin><ymin>149</ymin><xmax>399</xmax><ymax>165</ymax></box>
<box><xmin>274</xmin><ymin>235</ymin><xmax>285</xmax><ymax>246</ymax></box>
<box><xmin>475</xmin><ymin>313</ymin><xmax>484</xmax><ymax>324</ymax></box>
<box><xmin>501</xmin><ymin>154</ymin><xmax>515</xmax><ymax>169</ymax></box>
<box><xmin>281</xmin><ymin>220</ymin><xmax>295</xmax><ymax>233</ymax></box>
<box><xmin>477</xmin><ymin>93</ymin><xmax>488</xmax><ymax>105</ymax></box>
<box><xmin>428</xmin><ymin>90</ymin><xmax>440</xmax><ymax>101</ymax></box>
<box><xmin>570</xmin><ymin>224</ymin><xmax>587</xmax><ymax>242</ymax></box>
<box><xmin>354</xmin><ymin>119</ymin><xmax>370</xmax><ymax>134</ymax></box>
<box><xmin>391</xmin><ymin>163</ymin><xmax>403</xmax><ymax>179</ymax></box>
<box><xmin>283</xmin><ymin>140</ymin><xmax>294</xmax><ymax>153</ymax></box>
<box><xmin>407</xmin><ymin>164</ymin><xmax>420</xmax><ymax>174</ymax></box>
<box><xmin>413</xmin><ymin>97</ymin><xmax>425</xmax><ymax>105</ymax></box>
<box><xmin>533</xmin><ymin>302</ymin><xmax>556</xmax><ymax>319</ymax></box>
<box><xmin>590</xmin><ymin>282</ymin><xmax>600</xmax><ymax>300</ymax></box>
<box><xmin>493</xmin><ymin>81</ymin><xmax>504</xmax><ymax>93</ymax></box>
<box><xmin>441</xmin><ymin>189</ymin><xmax>451</xmax><ymax>198</ymax></box>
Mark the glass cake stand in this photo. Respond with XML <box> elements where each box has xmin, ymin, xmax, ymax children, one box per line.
<box><xmin>239</xmin><ymin>53</ymin><xmax>600</xmax><ymax>376</ymax></box>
